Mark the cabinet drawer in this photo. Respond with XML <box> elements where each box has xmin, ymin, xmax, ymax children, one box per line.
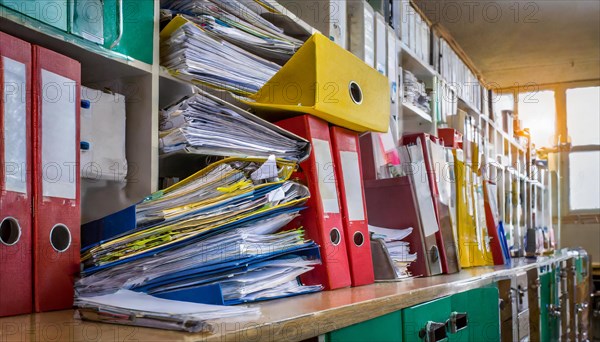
<box><xmin>402</xmin><ymin>296</ymin><xmax>451</xmax><ymax>342</ymax></box>
<box><xmin>517</xmin><ymin>309</ymin><xmax>530</xmax><ymax>341</ymax></box>
<box><xmin>515</xmin><ymin>271</ymin><xmax>529</xmax><ymax>313</ymax></box>
<box><xmin>0</xmin><ymin>0</ymin><xmax>68</xmax><ymax>30</ymax></box>
<box><xmin>325</xmin><ymin>311</ymin><xmax>402</xmax><ymax>342</ymax></box>
<box><xmin>497</xmin><ymin>278</ymin><xmax>515</xmax><ymax>322</ymax></box>
<box><xmin>449</xmin><ymin>287</ymin><xmax>500</xmax><ymax>342</ymax></box>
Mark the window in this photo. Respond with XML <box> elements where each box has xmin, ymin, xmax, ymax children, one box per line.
<box><xmin>567</xmin><ymin>87</ymin><xmax>600</xmax><ymax>146</ymax></box>
<box><xmin>568</xmin><ymin>151</ymin><xmax>600</xmax><ymax>211</ymax></box>
<box><xmin>518</xmin><ymin>90</ymin><xmax>556</xmax><ymax>148</ymax></box>
<box><xmin>566</xmin><ymin>86</ymin><xmax>600</xmax><ymax>212</ymax></box>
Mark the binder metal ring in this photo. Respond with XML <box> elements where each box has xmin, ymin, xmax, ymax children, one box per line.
<box><xmin>330</xmin><ymin>228</ymin><xmax>342</xmax><ymax>246</ymax></box>
<box><xmin>353</xmin><ymin>231</ymin><xmax>365</xmax><ymax>247</ymax></box>
<box><xmin>348</xmin><ymin>81</ymin><xmax>363</xmax><ymax>105</ymax></box>
<box><xmin>49</xmin><ymin>224</ymin><xmax>72</xmax><ymax>253</ymax></box>
<box><xmin>0</xmin><ymin>217</ymin><xmax>21</xmax><ymax>246</ymax></box>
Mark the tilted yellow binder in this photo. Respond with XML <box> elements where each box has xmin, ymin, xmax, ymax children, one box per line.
<box><xmin>246</xmin><ymin>33</ymin><xmax>391</xmax><ymax>133</ymax></box>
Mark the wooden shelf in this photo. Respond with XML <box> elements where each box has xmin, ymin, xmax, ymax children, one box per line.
<box><xmin>402</xmin><ymin>102</ymin><xmax>433</xmax><ymax>122</ymax></box>
<box><xmin>0</xmin><ymin>6</ymin><xmax>152</xmax><ymax>83</ymax></box>
<box><xmin>0</xmin><ymin>254</ymin><xmax>571</xmax><ymax>342</ymax></box>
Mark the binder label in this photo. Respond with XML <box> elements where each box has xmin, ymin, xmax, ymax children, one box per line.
<box><xmin>340</xmin><ymin>151</ymin><xmax>365</xmax><ymax>221</ymax></box>
<box><xmin>3</xmin><ymin>57</ymin><xmax>27</xmax><ymax>194</ymax></box>
<box><xmin>312</xmin><ymin>138</ymin><xmax>340</xmax><ymax>214</ymax></box>
<box><xmin>41</xmin><ymin>69</ymin><xmax>77</xmax><ymax>199</ymax></box>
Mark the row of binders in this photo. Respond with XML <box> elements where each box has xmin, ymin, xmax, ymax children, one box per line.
<box><xmin>1</xmin><ymin>32</ymin><xmax>81</xmax><ymax>316</ymax></box>
<box><xmin>362</xmin><ymin>126</ymin><xmax>512</xmax><ymax>277</ymax></box>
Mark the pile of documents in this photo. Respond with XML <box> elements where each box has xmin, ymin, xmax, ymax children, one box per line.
<box><xmin>403</xmin><ymin>69</ymin><xmax>431</xmax><ymax>113</ymax></box>
<box><xmin>161</xmin><ymin>15</ymin><xmax>281</xmax><ymax>95</ymax></box>
<box><xmin>159</xmin><ymin>89</ymin><xmax>309</xmax><ymax>161</ymax></box>
<box><xmin>76</xmin><ymin>157</ymin><xmax>322</xmax><ymax>320</ymax></box>
<box><xmin>76</xmin><ymin>290</ymin><xmax>259</xmax><ymax>332</ymax></box>
<box><xmin>162</xmin><ymin>0</ymin><xmax>306</xmax><ymax>64</ymax></box>
<box><xmin>369</xmin><ymin>225</ymin><xmax>416</xmax><ymax>279</ymax></box>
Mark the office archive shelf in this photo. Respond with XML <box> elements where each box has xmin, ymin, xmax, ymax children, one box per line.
<box><xmin>1</xmin><ymin>0</ymin><xmax>160</xmax><ymax>224</ymax></box>
<box><xmin>1</xmin><ymin>0</ymin><xmax>590</xmax><ymax>340</ymax></box>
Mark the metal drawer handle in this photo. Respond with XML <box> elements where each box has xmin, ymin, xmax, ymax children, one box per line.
<box><xmin>447</xmin><ymin>312</ymin><xmax>468</xmax><ymax>334</ymax></box>
<box><xmin>547</xmin><ymin>304</ymin><xmax>561</xmax><ymax>318</ymax></box>
<box><xmin>419</xmin><ymin>321</ymin><xmax>447</xmax><ymax>342</ymax></box>
<box><xmin>109</xmin><ymin>0</ymin><xmax>124</xmax><ymax>49</ymax></box>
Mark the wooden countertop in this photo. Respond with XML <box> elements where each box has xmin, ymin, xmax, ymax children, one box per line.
<box><xmin>0</xmin><ymin>254</ymin><xmax>572</xmax><ymax>342</ymax></box>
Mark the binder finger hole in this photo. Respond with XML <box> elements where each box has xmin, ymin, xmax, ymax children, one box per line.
<box><xmin>50</xmin><ymin>224</ymin><xmax>72</xmax><ymax>253</ymax></box>
<box><xmin>0</xmin><ymin>217</ymin><xmax>21</xmax><ymax>246</ymax></box>
<box><xmin>330</xmin><ymin>228</ymin><xmax>341</xmax><ymax>246</ymax></box>
<box><xmin>349</xmin><ymin>81</ymin><xmax>363</xmax><ymax>105</ymax></box>
<box><xmin>353</xmin><ymin>231</ymin><xmax>365</xmax><ymax>247</ymax></box>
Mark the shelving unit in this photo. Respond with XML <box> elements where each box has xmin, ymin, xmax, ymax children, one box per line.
<box><xmin>0</xmin><ymin>0</ymin><xmax>573</xmax><ymax>339</ymax></box>
<box><xmin>1</xmin><ymin>4</ymin><xmax>161</xmax><ymax>223</ymax></box>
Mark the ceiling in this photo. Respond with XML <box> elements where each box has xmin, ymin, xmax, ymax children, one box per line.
<box><xmin>415</xmin><ymin>0</ymin><xmax>600</xmax><ymax>88</ymax></box>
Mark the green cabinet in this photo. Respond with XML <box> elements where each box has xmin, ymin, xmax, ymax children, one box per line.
<box><xmin>1</xmin><ymin>0</ymin><xmax>69</xmax><ymax>30</ymax></box>
<box><xmin>1</xmin><ymin>0</ymin><xmax>154</xmax><ymax>64</ymax></box>
<box><xmin>99</xmin><ymin>0</ymin><xmax>154</xmax><ymax>64</ymax></box>
<box><xmin>449</xmin><ymin>287</ymin><xmax>501</xmax><ymax>342</ymax></box>
<box><xmin>325</xmin><ymin>311</ymin><xmax>402</xmax><ymax>342</ymax></box>
<box><xmin>402</xmin><ymin>297</ymin><xmax>451</xmax><ymax>341</ymax></box>
<box><xmin>540</xmin><ymin>267</ymin><xmax>560</xmax><ymax>342</ymax></box>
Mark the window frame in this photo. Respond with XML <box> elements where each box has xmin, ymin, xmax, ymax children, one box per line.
<box><xmin>497</xmin><ymin>80</ymin><xmax>600</xmax><ymax>218</ymax></box>
<box><xmin>563</xmin><ymin>82</ymin><xmax>600</xmax><ymax>216</ymax></box>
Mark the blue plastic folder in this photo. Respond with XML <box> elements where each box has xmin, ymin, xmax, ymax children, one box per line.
<box><xmin>498</xmin><ymin>221</ymin><xmax>511</xmax><ymax>265</ymax></box>
<box><xmin>147</xmin><ymin>244</ymin><xmax>322</xmax><ymax>305</ymax></box>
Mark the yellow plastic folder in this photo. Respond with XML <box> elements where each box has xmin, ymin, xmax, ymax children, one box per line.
<box><xmin>453</xmin><ymin>150</ymin><xmax>488</xmax><ymax>268</ymax></box>
<box><xmin>245</xmin><ymin>33</ymin><xmax>391</xmax><ymax>133</ymax></box>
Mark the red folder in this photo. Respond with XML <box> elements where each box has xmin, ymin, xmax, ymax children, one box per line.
<box><xmin>358</xmin><ymin>133</ymin><xmax>442</xmax><ymax>277</ymax></box>
<box><xmin>363</xmin><ymin>177</ymin><xmax>442</xmax><ymax>277</ymax></box>
<box><xmin>0</xmin><ymin>32</ymin><xmax>33</xmax><ymax>317</ymax></box>
<box><xmin>402</xmin><ymin>133</ymin><xmax>460</xmax><ymax>274</ymax></box>
<box><xmin>32</xmin><ymin>46</ymin><xmax>81</xmax><ymax>312</ymax></box>
<box><xmin>483</xmin><ymin>180</ymin><xmax>506</xmax><ymax>265</ymax></box>
<box><xmin>276</xmin><ymin>115</ymin><xmax>351</xmax><ymax>290</ymax></box>
<box><xmin>329</xmin><ymin>126</ymin><xmax>374</xmax><ymax>287</ymax></box>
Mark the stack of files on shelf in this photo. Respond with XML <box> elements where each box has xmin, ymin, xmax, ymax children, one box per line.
<box><xmin>277</xmin><ymin>0</ymin><xmax>347</xmax><ymax>49</ymax></box>
<box><xmin>160</xmin><ymin>15</ymin><xmax>281</xmax><ymax>95</ymax></box>
<box><xmin>369</xmin><ymin>225</ymin><xmax>416</xmax><ymax>280</ymax></box>
<box><xmin>78</xmin><ymin>157</ymin><xmax>322</xmax><ymax>307</ymax></box>
<box><xmin>159</xmin><ymin>88</ymin><xmax>310</xmax><ymax>161</ymax></box>
<box><xmin>402</xmin><ymin>69</ymin><xmax>431</xmax><ymax>114</ymax></box>
<box><xmin>161</xmin><ymin>0</ymin><xmax>309</xmax><ymax>65</ymax></box>
<box><xmin>76</xmin><ymin>289</ymin><xmax>259</xmax><ymax>332</ymax></box>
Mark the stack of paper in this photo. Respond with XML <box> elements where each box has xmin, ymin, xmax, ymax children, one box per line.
<box><xmin>162</xmin><ymin>0</ymin><xmax>306</xmax><ymax>64</ymax></box>
<box><xmin>81</xmin><ymin>157</ymin><xmax>307</xmax><ymax>270</ymax></box>
<box><xmin>159</xmin><ymin>89</ymin><xmax>309</xmax><ymax>161</ymax></box>
<box><xmin>369</xmin><ymin>225</ymin><xmax>416</xmax><ymax>279</ymax></box>
<box><xmin>161</xmin><ymin>15</ymin><xmax>282</xmax><ymax>95</ymax></box>
<box><xmin>75</xmin><ymin>290</ymin><xmax>259</xmax><ymax>332</ymax></box>
<box><xmin>76</xmin><ymin>157</ymin><xmax>322</xmax><ymax>315</ymax></box>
